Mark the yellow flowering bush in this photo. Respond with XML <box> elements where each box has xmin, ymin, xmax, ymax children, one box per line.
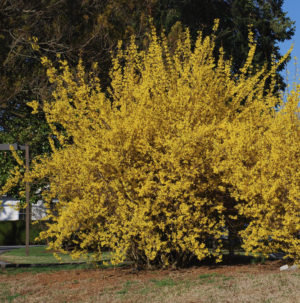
<box><xmin>211</xmin><ymin>76</ymin><xmax>300</xmax><ymax>262</ymax></box>
<box><xmin>1</xmin><ymin>18</ymin><xmax>298</xmax><ymax>268</ymax></box>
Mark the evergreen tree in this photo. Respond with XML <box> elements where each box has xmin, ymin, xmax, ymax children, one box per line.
<box><xmin>153</xmin><ymin>0</ymin><xmax>295</xmax><ymax>107</ymax></box>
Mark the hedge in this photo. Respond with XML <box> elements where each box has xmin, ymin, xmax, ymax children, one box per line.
<box><xmin>0</xmin><ymin>220</ymin><xmax>47</xmax><ymax>245</ymax></box>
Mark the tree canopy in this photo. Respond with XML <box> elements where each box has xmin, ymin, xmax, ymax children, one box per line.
<box><xmin>152</xmin><ymin>0</ymin><xmax>295</xmax><ymax>105</ymax></box>
<box><xmin>0</xmin><ymin>0</ymin><xmax>295</xmax><ymax>126</ymax></box>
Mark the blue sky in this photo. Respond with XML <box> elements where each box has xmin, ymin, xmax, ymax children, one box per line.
<box><xmin>276</xmin><ymin>0</ymin><xmax>300</xmax><ymax>111</ymax></box>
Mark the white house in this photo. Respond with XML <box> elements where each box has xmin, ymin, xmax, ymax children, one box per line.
<box><xmin>0</xmin><ymin>195</ymin><xmax>20</xmax><ymax>221</ymax></box>
<box><xmin>0</xmin><ymin>194</ymin><xmax>58</xmax><ymax>221</ymax></box>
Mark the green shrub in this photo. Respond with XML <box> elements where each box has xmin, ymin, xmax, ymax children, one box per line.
<box><xmin>0</xmin><ymin>220</ymin><xmax>47</xmax><ymax>245</ymax></box>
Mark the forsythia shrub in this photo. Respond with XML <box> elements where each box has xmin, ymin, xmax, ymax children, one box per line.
<box><xmin>211</xmin><ymin>75</ymin><xmax>300</xmax><ymax>262</ymax></box>
<box><xmin>1</xmin><ymin>18</ymin><xmax>298</xmax><ymax>268</ymax></box>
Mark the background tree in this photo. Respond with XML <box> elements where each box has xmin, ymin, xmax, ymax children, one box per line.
<box><xmin>1</xmin><ymin>0</ymin><xmax>295</xmax><ymax>131</ymax></box>
<box><xmin>0</xmin><ymin>0</ymin><xmax>160</xmax><ymax>202</ymax></box>
<box><xmin>152</xmin><ymin>0</ymin><xmax>295</xmax><ymax>105</ymax></box>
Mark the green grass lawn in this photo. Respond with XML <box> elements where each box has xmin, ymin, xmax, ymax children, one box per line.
<box><xmin>0</xmin><ymin>246</ymin><xmax>113</xmax><ymax>264</ymax></box>
<box><xmin>0</xmin><ymin>246</ymin><xmax>272</xmax><ymax>266</ymax></box>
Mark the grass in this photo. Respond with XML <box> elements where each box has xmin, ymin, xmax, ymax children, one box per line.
<box><xmin>74</xmin><ymin>272</ymin><xmax>300</xmax><ymax>302</ymax></box>
<box><xmin>0</xmin><ymin>275</ymin><xmax>266</xmax><ymax>302</ymax></box>
<box><xmin>0</xmin><ymin>246</ymin><xmax>113</xmax><ymax>264</ymax></box>
<box><xmin>149</xmin><ymin>278</ymin><xmax>177</xmax><ymax>287</ymax></box>
<box><xmin>113</xmin><ymin>272</ymin><xmax>249</xmax><ymax>301</ymax></box>
<box><xmin>0</xmin><ymin>256</ymin><xmax>299</xmax><ymax>302</ymax></box>
<box><xmin>115</xmin><ymin>281</ymin><xmax>138</xmax><ymax>295</ymax></box>
<box><xmin>0</xmin><ymin>283</ymin><xmax>24</xmax><ymax>303</ymax></box>
<box><xmin>0</xmin><ymin>248</ymin><xmax>289</xmax><ymax>302</ymax></box>
<box><xmin>251</xmin><ymin>256</ymin><xmax>267</xmax><ymax>265</ymax></box>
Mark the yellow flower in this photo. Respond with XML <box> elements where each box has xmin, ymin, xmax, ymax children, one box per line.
<box><xmin>2</xmin><ymin>18</ymin><xmax>298</xmax><ymax>267</ymax></box>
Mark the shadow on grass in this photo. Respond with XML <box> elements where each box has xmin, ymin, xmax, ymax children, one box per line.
<box><xmin>0</xmin><ymin>246</ymin><xmax>113</xmax><ymax>264</ymax></box>
<box><xmin>187</xmin><ymin>253</ymin><xmax>278</xmax><ymax>269</ymax></box>
<box><xmin>0</xmin><ymin>261</ymin><xmax>132</xmax><ymax>276</ymax></box>
<box><xmin>0</xmin><ymin>253</ymin><xmax>280</xmax><ymax>276</ymax></box>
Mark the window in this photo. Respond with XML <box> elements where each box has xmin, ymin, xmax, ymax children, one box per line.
<box><xmin>19</xmin><ymin>206</ymin><xmax>32</xmax><ymax>220</ymax></box>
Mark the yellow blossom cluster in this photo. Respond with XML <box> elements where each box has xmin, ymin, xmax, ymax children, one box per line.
<box><xmin>1</xmin><ymin>19</ymin><xmax>299</xmax><ymax>268</ymax></box>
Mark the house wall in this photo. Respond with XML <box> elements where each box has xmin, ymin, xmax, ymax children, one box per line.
<box><xmin>0</xmin><ymin>195</ymin><xmax>57</xmax><ymax>221</ymax></box>
<box><xmin>0</xmin><ymin>195</ymin><xmax>19</xmax><ymax>221</ymax></box>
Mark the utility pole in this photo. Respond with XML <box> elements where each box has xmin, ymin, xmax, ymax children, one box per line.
<box><xmin>25</xmin><ymin>144</ymin><xmax>30</xmax><ymax>257</ymax></box>
<box><xmin>0</xmin><ymin>144</ymin><xmax>30</xmax><ymax>256</ymax></box>
<box><xmin>228</xmin><ymin>228</ymin><xmax>235</xmax><ymax>257</ymax></box>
